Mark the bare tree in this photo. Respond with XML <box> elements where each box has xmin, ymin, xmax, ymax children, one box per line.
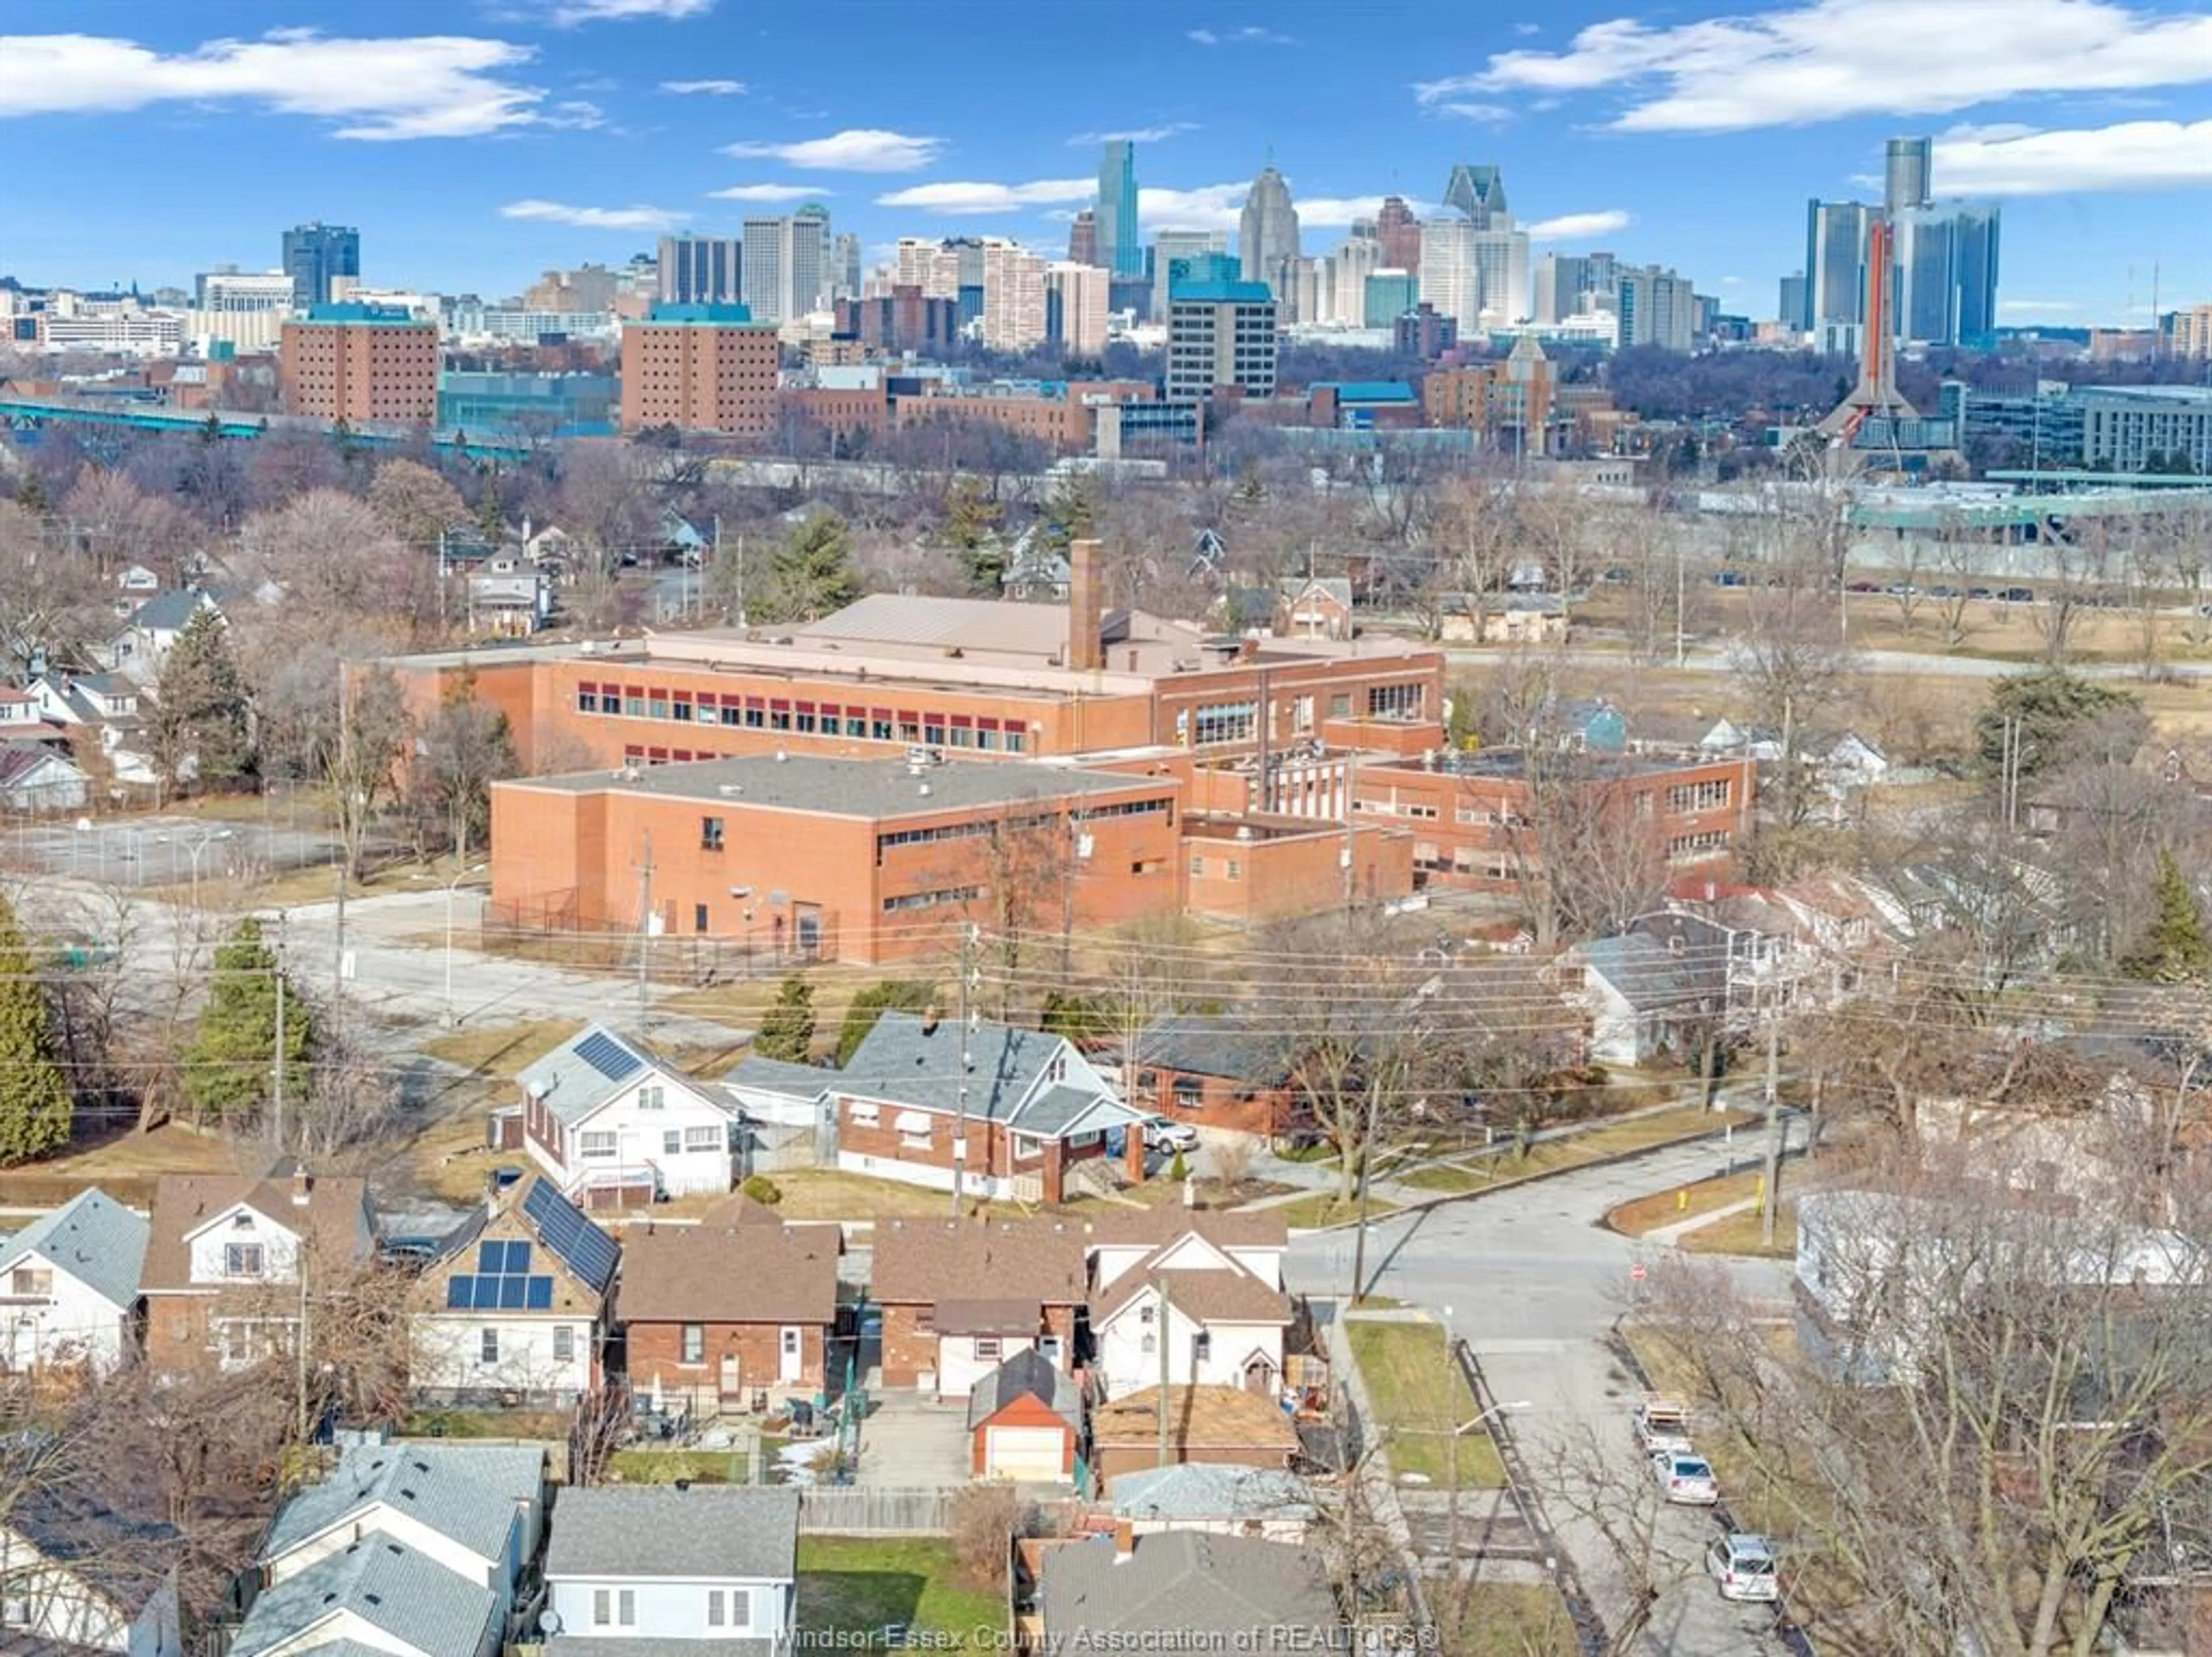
<box><xmin>0</xmin><ymin>500</ymin><xmax>111</xmax><ymax>676</ymax></box>
<box><xmin>322</xmin><ymin>665</ymin><xmax>414</xmax><ymax>882</ymax></box>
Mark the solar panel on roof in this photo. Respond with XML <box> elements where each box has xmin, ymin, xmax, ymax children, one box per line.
<box><xmin>525</xmin><ymin>1277</ymin><xmax>554</xmax><ymax>1310</ymax></box>
<box><xmin>476</xmin><ymin>1242</ymin><xmax>503</xmax><ymax>1273</ymax></box>
<box><xmin>499</xmin><ymin>1276</ymin><xmax>527</xmax><ymax>1310</ymax></box>
<box><xmin>446</xmin><ymin>1277</ymin><xmax>472</xmax><ymax>1310</ymax></box>
<box><xmin>509</xmin><ymin>1242</ymin><xmax>532</xmax><ymax>1273</ymax></box>
<box><xmin>573</xmin><ymin>1030</ymin><xmax>643</xmax><ymax>1083</ymax></box>
<box><xmin>522</xmin><ymin>1179</ymin><xmax>619</xmax><ymax>1287</ymax></box>
<box><xmin>472</xmin><ymin>1277</ymin><xmax>501</xmax><ymax>1310</ymax></box>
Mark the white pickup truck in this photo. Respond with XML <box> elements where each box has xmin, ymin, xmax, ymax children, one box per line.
<box><xmin>1633</xmin><ymin>1395</ymin><xmax>1694</xmax><ymax>1455</ymax></box>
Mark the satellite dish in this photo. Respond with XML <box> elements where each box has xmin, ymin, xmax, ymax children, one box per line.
<box><xmin>538</xmin><ymin>1609</ymin><xmax>563</xmax><ymax>1637</ymax></box>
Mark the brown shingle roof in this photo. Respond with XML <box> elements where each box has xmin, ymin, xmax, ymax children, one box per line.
<box><xmin>1090</xmin><ymin>1385</ymin><xmax>1300</xmax><ymax>1455</ymax></box>
<box><xmin>1084</xmin><ymin>1208</ymin><xmax>1290</xmax><ymax>1250</ymax></box>
<box><xmin>618</xmin><ymin>1212</ymin><xmax>839</xmax><ymax>1326</ymax></box>
<box><xmin>140</xmin><ymin>1168</ymin><xmax>370</xmax><ymax>1295</ymax></box>
<box><xmin>1094</xmin><ymin>1266</ymin><xmax>1290</xmax><ymax>1329</ymax></box>
<box><xmin>868</xmin><ymin>1217</ymin><xmax>1086</xmax><ymax>1308</ymax></box>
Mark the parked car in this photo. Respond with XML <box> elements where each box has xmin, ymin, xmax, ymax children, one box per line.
<box><xmin>1650</xmin><ymin>1449</ymin><xmax>1721</xmax><ymax>1504</ymax></box>
<box><xmin>1143</xmin><ymin>1117</ymin><xmax>1200</xmax><ymax>1153</ymax></box>
<box><xmin>1928</xmin><ymin>584</ymin><xmax>1959</xmax><ymax>598</ymax></box>
<box><xmin>1845</xmin><ymin>580</ymin><xmax>1881</xmax><ymax>593</ymax></box>
<box><xmin>1706</xmin><ymin>1533</ymin><xmax>1780</xmax><ymax>1602</ymax></box>
<box><xmin>1633</xmin><ymin>1395</ymin><xmax>1694</xmax><ymax>1455</ymax></box>
<box><xmin>1969</xmin><ymin>587</ymin><xmax>1994</xmax><ymax>599</ymax></box>
<box><xmin>1714</xmin><ymin>570</ymin><xmax>1748</xmax><ymax>588</ymax></box>
<box><xmin>2000</xmin><ymin>587</ymin><xmax>2036</xmax><ymax>603</ymax></box>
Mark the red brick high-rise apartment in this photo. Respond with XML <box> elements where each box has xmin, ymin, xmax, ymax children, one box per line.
<box><xmin>278</xmin><ymin>303</ymin><xmax>438</xmax><ymax>423</ymax></box>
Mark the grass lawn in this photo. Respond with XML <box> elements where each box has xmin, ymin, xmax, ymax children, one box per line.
<box><xmin>795</xmin><ymin>1537</ymin><xmax>1006</xmax><ymax>1652</ymax></box>
<box><xmin>1607</xmin><ymin>1168</ymin><xmax>1768</xmax><ymax>1236</ymax></box>
<box><xmin>1680</xmin><ymin>1197</ymin><xmax>1798</xmax><ymax>1258</ymax></box>
<box><xmin>1344</xmin><ymin>1318</ymin><xmax>1508</xmax><ymax>1489</ymax></box>
<box><xmin>607</xmin><ymin>1447</ymin><xmax>748</xmax><ymax>1484</ymax></box>
<box><xmin>764</xmin><ymin>1170</ymin><xmax>1014</xmax><ymax>1222</ymax></box>
<box><xmin>420</xmin><ymin>1017</ymin><xmax>585</xmax><ymax>1077</ymax></box>
<box><xmin>402</xmin><ymin>1408</ymin><xmax>566</xmax><ymax>1440</ymax></box>
<box><xmin>1273</xmin><ymin>1191</ymin><xmax>1399</xmax><ymax>1229</ymax></box>
<box><xmin>1435</xmin><ymin>1581</ymin><xmax>1580</xmax><ymax>1657</ymax></box>
<box><xmin>1400</xmin><ymin>1106</ymin><xmax>1747</xmax><ymax>1197</ymax></box>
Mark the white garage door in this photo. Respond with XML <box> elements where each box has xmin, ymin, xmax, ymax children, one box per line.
<box><xmin>985</xmin><ymin>1426</ymin><xmax>1067</xmax><ymax>1482</ymax></box>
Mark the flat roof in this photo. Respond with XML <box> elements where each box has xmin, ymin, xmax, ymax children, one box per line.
<box><xmin>502</xmin><ymin>752</ymin><xmax>1168</xmax><ymax>817</ymax></box>
<box><xmin>1368</xmin><ymin>748</ymin><xmax>1736</xmax><ymax>783</ymax></box>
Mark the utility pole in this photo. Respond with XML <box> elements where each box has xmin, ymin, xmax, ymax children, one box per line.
<box><xmin>950</xmin><ymin>924</ymin><xmax>978</xmax><ymax>1216</ymax></box>
<box><xmin>1674</xmin><ymin>539</ymin><xmax>1687</xmax><ymax>668</ymax></box>
<box><xmin>1156</xmin><ymin>1274</ymin><xmax>1173</xmax><ymax>1467</ymax></box>
<box><xmin>736</xmin><ymin>534</ymin><xmax>748</xmax><ymax>629</ymax></box>
<box><xmin>272</xmin><ymin>918</ymin><xmax>288</xmax><ymax>1155</ymax></box>
<box><xmin>635</xmin><ymin>831</ymin><xmax>656</xmax><ymax>1023</ymax></box>
<box><xmin>1340</xmin><ymin>751</ymin><xmax>1359</xmax><ymax>910</ymax></box>
<box><xmin>1759</xmin><ymin>1003</ymin><xmax>1785</xmax><ymax>1246</ymax></box>
<box><xmin>1347</xmin><ymin>1084</ymin><xmax>1382</xmax><ymax>1305</ymax></box>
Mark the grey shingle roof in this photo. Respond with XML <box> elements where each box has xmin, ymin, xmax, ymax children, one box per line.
<box><xmin>722</xmin><ymin>1056</ymin><xmax>832</xmax><ymax>1100</ymax></box>
<box><xmin>546</xmin><ymin>1488</ymin><xmax>798</xmax><ymax>1582</ymax></box>
<box><xmin>232</xmin><ymin>1531</ymin><xmax>499</xmax><ymax>1657</ymax></box>
<box><xmin>127</xmin><ymin>589</ymin><xmax>210</xmax><ymax>633</ymax></box>
<box><xmin>1108</xmin><ymin>1463</ymin><xmax>1317</xmax><ymax>1523</ymax></box>
<box><xmin>840</xmin><ymin>1014</ymin><xmax>1138</xmax><ymax>1137</ymax></box>
<box><xmin>265</xmin><ymin>1442</ymin><xmax>543</xmax><ymax>1566</ymax></box>
<box><xmin>1130</xmin><ymin>1015</ymin><xmax>1286</xmax><ymax>1085</ymax></box>
<box><xmin>1578</xmin><ymin>934</ymin><xmax>1726</xmax><ymax>1013</ymax></box>
<box><xmin>517</xmin><ymin>1025</ymin><xmax>681</xmax><ymax>1129</ymax></box>
<box><xmin>965</xmin><ymin>1348</ymin><xmax>1081</xmax><ymax>1432</ymax></box>
<box><xmin>0</xmin><ymin>1187</ymin><xmax>147</xmax><ymax>1310</ymax></box>
<box><xmin>1039</xmin><ymin>1531</ymin><xmax>1336</xmax><ymax>1643</ymax></box>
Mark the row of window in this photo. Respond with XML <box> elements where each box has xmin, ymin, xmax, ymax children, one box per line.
<box><xmin>1190</xmin><ymin>854</ymin><xmax>1243</xmax><ymax>881</ymax></box>
<box><xmin>1667</xmin><ymin>780</ymin><xmax>1734</xmax><ymax>812</ymax></box>
<box><xmin>1669</xmin><ymin>830</ymin><xmax>1730</xmax><ymax>858</ymax></box>
<box><xmin>580</xmin><ymin>685</ymin><xmax>1029</xmax><ymax>752</ymax></box>
<box><xmin>578</xmin><ymin>1127</ymin><xmax>726</xmax><ymax>1157</ymax></box>
<box><xmin>590</xmin><ymin>1586</ymin><xmax>753</xmax><ymax>1630</ymax></box>
<box><xmin>479</xmin><ymin>1325</ymin><xmax>575</xmax><ymax>1365</ymax></box>
<box><xmin>882</xmin><ymin>884</ymin><xmax>983</xmax><ymax>913</ymax></box>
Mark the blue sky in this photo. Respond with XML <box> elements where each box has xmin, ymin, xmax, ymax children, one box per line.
<box><xmin>3</xmin><ymin>0</ymin><xmax>2208</xmax><ymax>326</ymax></box>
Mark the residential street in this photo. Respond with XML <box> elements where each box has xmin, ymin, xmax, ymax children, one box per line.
<box><xmin>1286</xmin><ymin>1134</ymin><xmax>1803</xmax><ymax>1656</ymax></box>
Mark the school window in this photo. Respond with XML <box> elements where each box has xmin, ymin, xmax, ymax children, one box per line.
<box><xmin>1368</xmin><ymin>683</ymin><xmax>1422</xmax><ymax>720</ymax></box>
<box><xmin>1666</xmin><ymin>780</ymin><xmax>1732</xmax><ymax>812</ymax></box>
<box><xmin>1189</xmin><ymin>855</ymin><xmax>1206</xmax><ymax>877</ymax></box>
<box><xmin>1192</xmin><ymin>701</ymin><xmax>1257</xmax><ymax>746</ymax></box>
<box><xmin>577</xmin><ymin>687</ymin><xmax>600</xmax><ymax>714</ymax></box>
<box><xmin>479</xmin><ymin>1329</ymin><xmax>499</xmax><ymax>1365</ymax></box>
<box><xmin>1226</xmin><ymin>860</ymin><xmax>1242</xmax><ymax>881</ymax></box>
<box><xmin>924</xmin><ymin>720</ymin><xmax>946</xmax><ymax>745</ymax></box>
<box><xmin>1330</xmin><ymin>693</ymin><xmax>1351</xmax><ymax>720</ymax></box>
<box><xmin>795</xmin><ymin>711</ymin><xmax>817</xmax><ymax>733</ymax></box>
<box><xmin>1005</xmin><ymin>729</ymin><xmax>1027</xmax><ymax>754</ymax></box>
<box><xmin>701</xmin><ymin>815</ymin><xmax>724</xmax><ymax>850</ymax></box>
<box><xmin>553</xmin><ymin>1326</ymin><xmax>575</xmax><ymax>1364</ymax></box>
<box><xmin>720</xmin><ymin>703</ymin><xmax>744</xmax><ymax>727</ymax></box>
<box><xmin>1293</xmin><ymin>694</ymin><xmax>1315</xmax><ymax>732</ymax></box>
<box><xmin>770</xmin><ymin>708</ymin><xmax>792</xmax><ymax>731</ymax></box>
<box><xmin>1669</xmin><ymin>830</ymin><xmax>1730</xmax><ymax>858</ymax></box>
<box><xmin>683</xmin><ymin>1323</ymin><xmax>705</xmax><ymax>1363</ymax></box>
<box><xmin>622</xmin><ymin>693</ymin><xmax>645</xmax><ymax>717</ymax></box>
<box><xmin>647</xmin><ymin>696</ymin><xmax>669</xmax><ymax>720</ymax></box>
<box><xmin>695</xmin><ymin>903</ymin><xmax>710</xmax><ymax>934</ymax></box>
<box><xmin>847</xmin><ymin>715</ymin><xmax>869</xmax><ymax>737</ymax></box>
<box><xmin>672</xmin><ymin>698</ymin><xmax>694</xmax><ymax>724</ymax></box>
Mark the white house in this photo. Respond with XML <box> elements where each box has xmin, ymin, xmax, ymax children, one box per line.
<box><xmin>543</xmin><ymin>1486</ymin><xmax>798</xmax><ymax>1652</ymax></box>
<box><xmin>25</xmin><ymin>671</ymin><xmax>166</xmax><ymax>789</ymax></box>
<box><xmin>0</xmin><ymin>741</ymin><xmax>92</xmax><ymax>815</ymax></box>
<box><xmin>105</xmin><ymin>589</ymin><xmax>219</xmax><ymax>684</ymax></box>
<box><xmin>517</xmin><ymin>1026</ymin><xmax>738</xmax><ymax>1204</ymax></box>
<box><xmin>229</xmin><ymin>1532</ymin><xmax>499</xmax><ymax>1657</ymax></box>
<box><xmin>263</xmin><ymin>1442</ymin><xmax>545</xmax><ymax>1622</ymax></box>
<box><xmin>410</xmin><ymin>1178</ymin><xmax>619</xmax><ymax>1407</ymax></box>
<box><xmin>0</xmin><ymin>1187</ymin><xmax>147</xmax><ymax>1376</ymax></box>
<box><xmin>0</xmin><ymin>1486</ymin><xmax>182</xmax><ymax>1656</ymax></box>
<box><xmin>1086</xmin><ymin>1212</ymin><xmax>1292</xmax><ymax>1402</ymax></box>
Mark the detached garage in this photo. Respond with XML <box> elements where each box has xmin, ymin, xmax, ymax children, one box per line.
<box><xmin>968</xmin><ymin>1349</ymin><xmax>1083</xmax><ymax>1482</ymax></box>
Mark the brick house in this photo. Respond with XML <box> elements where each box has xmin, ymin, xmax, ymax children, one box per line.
<box><xmin>833</xmin><ymin>1013</ymin><xmax>1148</xmax><ymax>1202</ymax></box>
<box><xmin>1121</xmin><ymin>1016</ymin><xmax>1298</xmax><ymax>1140</ymax></box>
<box><xmin>619</xmin><ymin>1198</ymin><xmax>840</xmax><ymax>1416</ymax></box>
<box><xmin>139</xmin><ymin>1166</ymin><xmax>374</xmax><ymax>1381</ymax></box>
<box><xmin>869</xmin><ymin>1217</ymin><xmax>1087</xmax><ymax>1398</ymax></box>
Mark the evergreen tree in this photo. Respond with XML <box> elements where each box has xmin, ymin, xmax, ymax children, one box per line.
<box><xmin>754</xmin><ymin>975</ymin><xmax>817</xmax><ymax>1064</ymax></box>
<box><xmin>149</xmin><ymin>604</ymin><xmax>253</xmax><ymax>790</ymax></box>
<box><xmin>1039</xmin><ymin>474</ymin><xmax>1096</xmax><ymax>554</ymax></box>
<box><xmin>1973</xmin><ymin>668</ymin><xmax>2146</xmax><ymax>783</ymax></box>
<box><xmin>758</xmin><ymin>512</ymin><xmax>859</xmax><ymax>623</ymax></box>
<box><xmin>0</xmin><ymin>893</ymin><xmax>73</xmax><ymax>1166</ymax></box>
<box><xmin>936</xmin><ymin>475</ymin><xmax>1004</xmax><ymax>593</ymax></box>
<box><xmin>181</xmin><ymin>917</ymin><xmax>312</xmax><ymax>1125</ymax></box>
<box><xmin>13</xmin><ymin>469</ymin><xmax>48</xmax><ymax>513</ymax></box>
<box><xmin>2120</xmin><ymin>850</ymin><xmax>2212</xmax><ymax>983</ymax></box>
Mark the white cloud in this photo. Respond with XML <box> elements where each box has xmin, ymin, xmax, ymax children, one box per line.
<box><xmin>1068</xmin><ymin>122</ymin><xmax>1199</xmax><ymax>145</ymax></box>
<box><xmin>1513</xmin><ymin>21</ymin><xmax>1544</xmax><ymax>34</ymax></box>
<box><xmin>1999</xmin><ymin>298</ymin><xmax>2082</xmax><ymax>312</ymax></box>
<box><xmin>660</xmin><ymin>78</ymin><xmax>744</xmax><ymax>95</ymax></box>
<box><xmin>1935</xmin><ymin>118</ymin><xmax>2212</xmax><ymax>192</ymax></box>
<box><xmin>0</xmin><ymin>29</ymin><xmax>558</xmax><ymax>140</ymax></box>
<box><xmin>1136</xmin><ymin>183</ymin><xmax>1247</xmax><ymax>232</ymax></box>
<box><xmin>1186</xmin><ymin>25</ymin><xmax>1297</xmax><ymax>46</ymax></box>
<box><xmin>1299</xmin><ymin>196</ymin><xmax>1389</xmax><ymax>229</ymax></box>
<box><xmin>706</xmin><ymin>182</ymin><xmax>823</xmax><ymax>202</ymax></box>
<box><xmin>1417</xmin><ymin>0</ymin><xmax>2212</xmax><ymax>132</ymax></box>
<box><xmin>551</xmin><ymin>0</ymin><xmax>714</xmax><ymax>23</ymax></box>
<box><xmin>1526</xmin><ymin>209</ymin><xmax>1633</xmax><ymax>241</ymax></box>
<box><xmin>1434</xmin><ymin>101</ymin><xmax>1513</xmax><ymax>123</ymax></box>
<box><xmin>722</xmin><ymin>127</ymin><xmax>942</xmax><ymax>171</ymax></box>
<box><xmin>501</xmin><ymin>198</ymin><xmax>681</xmax><ymax>230</ymax></box>
<box><xmin>874</xmin><ymin>179</ymin><xmax>1093</xmax><ymax>214</ymax></box>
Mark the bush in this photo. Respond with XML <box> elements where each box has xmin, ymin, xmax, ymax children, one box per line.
<box><xmin>1168</xmin><ymin>1148</ymin><xmax>1188</xmax><ymax>1183</ymax></box>
<box><xmin>947</xmin><ymin>1482</ymin><xmax>1030</xmax><ymax>1593</ymax></box>
<box><xmin>740</xmin><ymin>1174</ymin><xmax>782</xmax><ymax>1206</ymax></box>
<box><xmin>834</xmin><ymin>979</ymin><xmax>939</xmax><ymax>1067</ymax></box>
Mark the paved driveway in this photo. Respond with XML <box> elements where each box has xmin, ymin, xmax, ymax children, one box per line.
<box><xmin>1286</xmin><ymin>1133</ymin><xmax>1802</xmax><ymax>1657</ymax></box>
<box><xmin>854</xmin><ymin>1393</ymin><xmax>971</xmax><ymax>1489</ymax></box>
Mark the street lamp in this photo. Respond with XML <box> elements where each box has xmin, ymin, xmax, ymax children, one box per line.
<box><xmin>413</xmin><ymin>863</ymin><xmax>487</xmax><ymax>1026</ymax></box>
<box><xmin>183</xmin><ymin>827</ymin><xmax>234</xmax><ymax>910</ymax></box>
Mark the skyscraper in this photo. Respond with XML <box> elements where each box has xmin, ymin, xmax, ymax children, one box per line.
<box><xmin>1885</xmin><ymin>137</ymin><xmax>1933</xmax><ymax>217</ymax></box>
<box><xmin>281</xmin><ymin>222</ymin><xmax>361</xmax><ymax>308</ymax></box>
<box><xmin>979</xmin><ymin>240</ymin><xmax>1048</xmax><ymax>350</ymax></box>
<box><xmin>1895</xmin><ymin>203</ymin><xmax>2002</xmax><ymax>347</ymax></box>
<box><xmin>1096</xmin><ymin>142</ymin><xmax>1143</xmax><ymax>279</ymax></box>
<box><xmin>1045</xmin><ymin>262</ymin><xmax>1111</xmax><ymax>354</ymax></box>
<box><xmin>1615</xmin><ymin>265</ymin><xmax>1697</xmax><ymax>351</ymax></box>
<box><xmin>1417</xmin><ymin>220</ymin><xmax>1479</xmax><ymax>328</ymax></box>
<box><xmin>1803</xmin><ymin>200</ymin><xmax>1872</xmax><ymax>332</ymax></box>
<box><xmin>1238</xmin><ymin>166</ymin><xmax>1301</xmax><ymax>291</ymax></box>
<box><xmin>832</xmin><ymin>233</ymin><xmax>862</xmax><ymax>302</ymax></box>
<box><xmin>657</xmin><ymin>236</ymin><xmax>743</xmax><ymax>307</ymax></box>
<box><xmin>1442</xmin><ymin>165</ymin><xmax>1508</xmax><ymax>228</ymax></box>
<box><xmin>1779</xmin><ymin>271</ymin><xmax>1808</xmax><ymax>330</ymax></box>
<box><xmin>1376</xmin><ymin>196</ymin><xmax>1422</xmax><ymax>273</ymax></box>
<box><xmin>740</xmin><ymin>208</ymin><xmax>833</xmax><ymax>323</ymax></box>
<box><xmin>1067</xmin><ymin>209</ymin><xmax>1099</xmax><ymax>268</ymax></box>
<box><xmin>1166</xmin><ymin>276</ymin><xmax>1277</xmax><ymax>403</ymax></box>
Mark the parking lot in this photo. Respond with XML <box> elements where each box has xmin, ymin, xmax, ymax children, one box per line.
<box><xmin>2</xmin><ymin>808</ymin><xmax>344</xmax><ymax>891</ymax></box>
<box><xmin>853</xmin><ymin>1392</ymin><xmax>971</xmax><ymax>1489</ymax></box>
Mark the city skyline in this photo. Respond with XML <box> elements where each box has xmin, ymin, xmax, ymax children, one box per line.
<box><xmin>2</xmin><ymin>0</ymin><xmax>2207</xmax><ymax>326</ymax></box>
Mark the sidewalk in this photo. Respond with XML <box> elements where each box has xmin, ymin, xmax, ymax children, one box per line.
<box><xmin>1640</xmin><ymin>1194</ymin><xmax>1760</xmax><ymax>1247</ymax></box>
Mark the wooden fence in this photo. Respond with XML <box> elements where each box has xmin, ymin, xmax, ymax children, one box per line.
<box><xmin>796</xmin><ymin>1485</ymin><xmax>953</xmax><ymax>1534</ymax></box>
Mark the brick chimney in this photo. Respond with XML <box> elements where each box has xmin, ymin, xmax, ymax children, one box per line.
<box><xmin>1112</xmin><ymin>1518</ymin><xmax>1136</xmax><ymax>1561</ymax></box>
<box><xmin>1067</xmin><ymin>539</ymin><xmax>1104</xmax><ymax>673</ymax></box>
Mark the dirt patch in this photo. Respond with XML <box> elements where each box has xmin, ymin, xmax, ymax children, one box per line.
<box><xmin>0</xmin><ymin>1122</ymin><xmax>248</xmax><ymax>1209</ymax></box>
<box><xmin>419</xmin><ymin>1018</ymin><xmax>585</xmax><ymax>1078</ymax></box>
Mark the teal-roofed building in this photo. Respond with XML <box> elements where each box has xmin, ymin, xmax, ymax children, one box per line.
<box><xmin>303</xmin><ymin>301</ymin><xmax>421</xmax><ymax>326</ymax></box>
<box><xmin>437</xmin><ymin>372</ymin><xmax>616</xmax><ymax>439</ymax></box>
<box><xmin>1166</xmin><ymin>275</ymin><xmax>1278</xmax><ymax>406</ymax></box>
<box><xmin>645</xmin><ymin>301</ymin><xmax>756</xmax><ymax>324</ymax></box>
